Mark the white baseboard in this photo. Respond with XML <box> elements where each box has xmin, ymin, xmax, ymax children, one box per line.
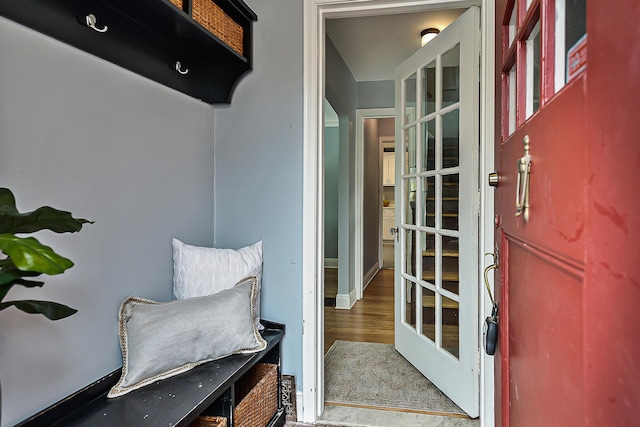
<box><xmin>363</xmin><ymin>263</ymin><xmax>379</xmax><ymax>292</ymax></box>
<box><xmin>335</xmin><ymin>287</ymin><xmax>357</xmax><ymax>309</ymax></box>
<box><xmin>324</xmin><ymin>258</ymin><xmax>338</xmax><ymax>268</ymax></box>
<box><xmin>296</xmin><ymin>390</ymin><xmax>304</xmax><ymax>422</ymax></box>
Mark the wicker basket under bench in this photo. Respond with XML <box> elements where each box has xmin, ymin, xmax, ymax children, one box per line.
<box><xmin>16</xmin><ymin>321</ymin><xmax>286</xmax><ymax>427</ymax></box>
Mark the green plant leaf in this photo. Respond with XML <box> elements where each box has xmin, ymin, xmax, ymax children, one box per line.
<box><xmin>0</xmin><ymin>188</ymin><xmax>93</xmax><ymax>234</ymax></box>
<box><xmin>0</xmin><ymin>234</ymin><xmax>73</xmax><ymax>275</ymax></box>
<box><xmin>0</xmin><ymin>188</ymin><xmax>19</xmax><ymax>215</ymax></box>
<box><xmin>0</xmin><ymin>206</ymin><xmax>93</xmax><ymax>234</ymax></box>
<box><xmin>0</xmin><ymin>189</ymin><xmax>93</xmax><ymax>235</ymax></box>
<box><xmin>0</xmin><ymin>299</ymin><xmax>77</xmax><ymax>320</ymax></box>
<box><xmin>0</xmin><ymin>189</ymin><xmax>88</xmax><ymax>321</ymax></box>
<box><xmin>0</xmin><ymin>261</ymin><xmax>42</xmax><ymax>286</ymax></box>
<box><xmin>0</xmin><ymin>279</ymin><xmax>45</xmax><ymax>301</ymax></box>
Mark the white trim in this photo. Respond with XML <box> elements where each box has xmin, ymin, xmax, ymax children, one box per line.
<box><xmin>335</xmin><ymin>287</ymin><xmax>358</xmax><ymax>309</ymax></box>
<box><xmin>325</xmin><ymin>116</ymin><xmax>339</xmax><ymax>128</ymax></box>
<box><xmin>324</xmin><ymin>258</ymin><xmax>339</xmax><ymax>268</ymax></box>
<box><xmin>296</xmin><ymin>391</ymin><xmax>304</xmax><ymax>422</ymax></box>
<box><xmin>302</xmin><ymin>0</ymin><xmax>494</xmax><ymax>423</ymax></box>
<box><xmin>355</xmin><ymin>108</ymin><xmax>395</xmax><ymax>302</ymax></box>
<box><xmin>479</xmin><ymin>2</ymin><xmax>496</xmax><ymax>426</ymax></box>
<box><xmin>302</xmin><ymin>1</ymin><xmax>324</xmax><ymax>421</ymax></box>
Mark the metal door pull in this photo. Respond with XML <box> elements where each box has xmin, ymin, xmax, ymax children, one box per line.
<box><xmin>515</xmin><ymin>135</ymin><xmax>531</xmax><ymax>222</ymax></box>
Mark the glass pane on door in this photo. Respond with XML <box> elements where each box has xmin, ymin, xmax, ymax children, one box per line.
<box><xmin>441</xmin><ymin>45</ymin><xmax>460</xmax><ymax>108</ymax></box>
<box><xmin>422</xmin><ymin>176</ymin><xmax>436</xmax><ymax>227</ymax></box>
<box><xmin>442</xmin><ymin>235</ymin><xmax>459</xmax><ymax>295</ymax></box>
<box><xmin>404</xmin><ymin>73</ymin><xmax>417</xmax><ymax>124</ymax></box>
<box><xmin>404</xmin><ymin>228</ymin><xmax>416</xmax><ymax>277</ymax></box>
<box><xmin>526</xmin><ymin>22</ymin><xmax>541</xmax><ymax>118</ymax></box>
<box><xmin>442</xmin><ymin>295</ymin><xmax>460</xmax><ymax>358</ymax></box>
<box><xmin>442</xmin><ymin>174</ymin><xmax>459</xmax><ymax>230</ymax></box>
<box><xmin>421</xmin><ymin>231</ymin><xmax>436</xmax><ymax>284</ymax></box>
<box><xmin>555</xmin><ymin>0</ymin><xmax>587</xmax><ymax>90</ymax></box>
<box><xmin>405</xmin><ymin>279</ymin><xmax>417</xmax><ymax>329</ymax></box>
<box><xmin>422</xmin><ymin>120</ymin><xmax>436</xmax><ymax>171</ymax></box>
<box><xmin>404</xmin><ymin>127</ymin><xmax>416</xmax><ymax>174</ymax></box>
<box><xmin>422</xmin><ymin>60</ymin><xmax>437</xmax><ymax>117</ymax></box>
<box><xmin>420</xmin><ymin>286</ymin><xmax>436</xmax><ymax>342</ymax></box>
<box><xmin>442</xmin><ymin>109</ymin><xmax>460</xmax><ymax>168</ymax></box>
<box><xmin>404</xmin><ymin>177</ymin><xmax>416</xmax><ymax>225</ymax></box>
<box><xmin>508</xmin><ymin>64</ymin><xmax>517</xmax><ymax>135</ymax></box>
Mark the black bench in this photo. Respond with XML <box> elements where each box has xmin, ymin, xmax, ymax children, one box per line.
<box><xmin>16</xmin><ymin>321</ymin><xmax>286</xmax><ymax>427</ymax></box>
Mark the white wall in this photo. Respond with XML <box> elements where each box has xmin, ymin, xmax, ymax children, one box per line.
<box><xmin>0</xmin><ymin>16</ymin><xmax>215</xmax><ymax>426</ymax></box>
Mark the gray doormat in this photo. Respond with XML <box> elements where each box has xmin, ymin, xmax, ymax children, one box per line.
<box><xmin>324</xmin><ymin>341</ymin><xmax>467</xmax><ymax>417</ymax></box>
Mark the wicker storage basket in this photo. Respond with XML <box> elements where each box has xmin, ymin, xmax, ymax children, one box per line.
<box><xmin>188</xmin><ymin>416</ymin><xmax>227</xmax><ymax>427</ymax></box>
<box><xmin>168</xmin><ymin>0</ymin><xmax>183</xmax><ymax>9</ymax></box>
<box><xmin>234</xmin><ymin>363</ymin><xmax>278</xmax><ymax>427</ymax></box>
<box><xmin>192</xmin><ymin>0</ymin><xmax>244</xmax><ymax>56</ymax></box>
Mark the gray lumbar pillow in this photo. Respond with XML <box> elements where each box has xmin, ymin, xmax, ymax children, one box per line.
<box><xmin>108</xmin><ymin>276</ymin><xmax>266</xmax><ymax>398</ymax></box>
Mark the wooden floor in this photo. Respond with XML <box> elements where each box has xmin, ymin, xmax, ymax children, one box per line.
<box><xmin>324</xmin><ymin>268</ymin><xmax>394</xmax><ymax>353</ymax></box>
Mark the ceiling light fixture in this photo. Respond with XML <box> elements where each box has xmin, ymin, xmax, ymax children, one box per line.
<box><xmin>421</xmin><ymin>28</ymin><xmax>440</xmax><ymax>46</ymax></box>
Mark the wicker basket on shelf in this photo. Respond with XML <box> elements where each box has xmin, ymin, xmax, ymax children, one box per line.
<box><xmin>188</xmin><ymin>415</ymin><xmax>227</xmax><ymax>427</ymax></box>
<box><xmin>234</xmin><ymin>363</ymin><xmax>278</xmax><ymax>427</ymax></box>
<box><xmin>168</xmin><ymin>0</ymin><xmax>183</xmax><ymax>9</ymax></box>
<box><xmin>192</xmin><ymin>0</ymin><xmax>244</xmax><ymax>56</ymax></box>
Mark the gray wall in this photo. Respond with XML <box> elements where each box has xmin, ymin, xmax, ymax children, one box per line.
<box><xmin>211</xmin><ymin>0</ymin><xmax>305</xmax><ymax>388</ymax></box>
<box><xmin>325</xmin><ymin>37</ymin><xmax>357</xmax><ymax>298</ymax></box>
<box><xmin>0</xmin><ymin>16</ymin><xmax>215</xmax><ymax>427</ymax></box>
<box><xmin>379</xmin><ymin>117</ymin><xmax>395</xmax><ymax>137</ymax></box>
<box><xmin>324</xmin><ymin>124</ymin><xmax>339</xmax><ymax>260</ymax></box>
<box><xmin>362</xmin><ymin>119</ymin><xmax>381</xmax><ymax>275</ymax></box>
<box><xmin>358</xmin><ymin>80</ymin><xmax>395</xmax><ymax>109</ymax></box>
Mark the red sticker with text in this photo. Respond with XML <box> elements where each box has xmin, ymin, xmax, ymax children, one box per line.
<box><xmin>567</xmin><ymin>34</ymin><xmax>587</xmax><ymax>82</ymax></box>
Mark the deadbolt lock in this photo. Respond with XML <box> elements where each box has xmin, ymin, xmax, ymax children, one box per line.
<box><xmin>488</xmin><ymin>171</ymin><xmax>499</xmax><ymax>187</ymax></box>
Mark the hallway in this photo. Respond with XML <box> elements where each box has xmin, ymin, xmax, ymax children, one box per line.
<box><xmin>319</xmin><ymin>268</ymin><xmax>479</xmax><ymax>426</ymax></box>
<box><xmin>324</xmin><ymin>268</ymin><xmax>394</xmax><ymax>353</ymax></box>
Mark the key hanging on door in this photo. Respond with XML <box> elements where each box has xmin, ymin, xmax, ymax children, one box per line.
<box><xmin>483</xmin><ymin>253</ymin><xmax>498</xmax><ymax>355</ymax></box>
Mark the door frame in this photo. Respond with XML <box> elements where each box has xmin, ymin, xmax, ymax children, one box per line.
<box><xmin>302</xmin><ymin>0</ymin><xmax>495</xmax><ymax>423</ymax></box>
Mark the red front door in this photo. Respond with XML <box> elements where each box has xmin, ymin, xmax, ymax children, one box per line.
<box><xmin>493</xmin><ymin>1</ymin><xmax>640</xmax><ymax>426</ymax></box>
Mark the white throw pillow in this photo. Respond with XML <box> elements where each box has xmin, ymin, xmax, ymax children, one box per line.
<box><xmin>172</xmin><ymin>238</ymin><xmax>263</xmax><ymax>329</ymax></box>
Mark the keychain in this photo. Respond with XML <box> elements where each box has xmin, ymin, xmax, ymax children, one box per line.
<box><xmin>483</xmin><ymin>255</ymin><xmax>498</xmax><ymax>356</ymax></box>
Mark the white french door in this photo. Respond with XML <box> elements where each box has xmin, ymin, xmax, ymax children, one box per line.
<box><xmin>394</xmin><ymin>6</ymin><xmax>480</xmax><ymax>417</ymax></box>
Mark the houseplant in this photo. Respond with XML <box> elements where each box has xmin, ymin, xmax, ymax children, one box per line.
<box><xmin>0</xmin><ymin>187</ymin><xmax>92</xmax><ymax>320</ymax></box>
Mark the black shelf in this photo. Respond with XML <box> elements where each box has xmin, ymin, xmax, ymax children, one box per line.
<box><xmin>16</xmin><ymin>321</ymin><xmax>285</xmax><ymax>427</ymax></box>
<box><xmin>0</xmin><ymin>0</ymin><xmax>257</xmax><ymax>104</ymax></box>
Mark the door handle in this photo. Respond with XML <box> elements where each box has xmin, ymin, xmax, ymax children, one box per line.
<box><xmin>390</xmin><ymin>226</ymin><xmax>399</xmax><ymax>242</ymax></box>
<box><xmin>515</xmin><ymin>135</ymin><xmax>531</xmax><ymax>222</ymax></box>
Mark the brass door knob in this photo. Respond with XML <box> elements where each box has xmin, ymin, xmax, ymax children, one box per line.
<box><xmin>488</xmin><ymin>171</ymin><xmax>499</xmax><ymax>187</ymax></box>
